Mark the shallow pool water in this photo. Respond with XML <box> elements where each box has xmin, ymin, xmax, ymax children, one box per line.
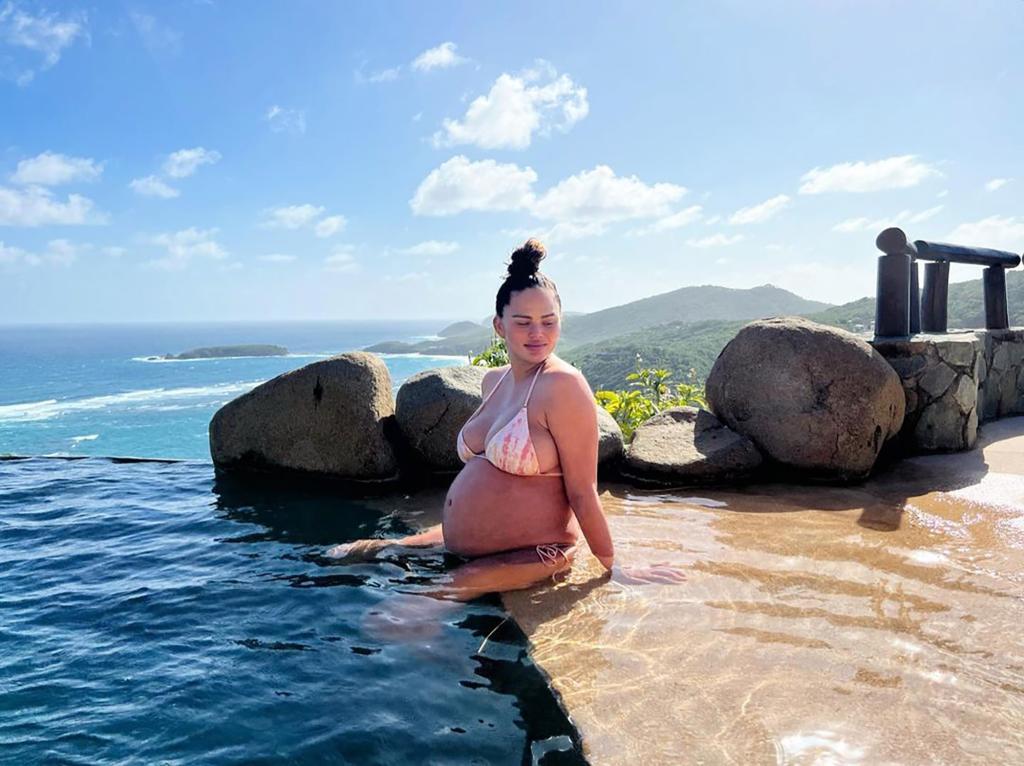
<box><xmin>0</xmin><ymin>458</ymin><xmax>584</xmax><ymax>765</ymax></box>
<box><xmin>504</xmin><ymin>418</ymin><xmax>1024</xmax><ymax>764</ymax></box>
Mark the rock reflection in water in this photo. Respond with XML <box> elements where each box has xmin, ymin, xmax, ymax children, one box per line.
<box><xmin>502</xmin><ymin>417</ymin><xmax>1024</xmax><ymax>764</ymax></box>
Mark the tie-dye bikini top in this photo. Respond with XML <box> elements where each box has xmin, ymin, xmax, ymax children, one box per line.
<box><xmin>456</xmin><ymin>361</ymin><xmax>562</xmax><ymax>477</ymax></box>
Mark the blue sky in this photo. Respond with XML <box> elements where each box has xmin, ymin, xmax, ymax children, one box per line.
<box><xmin>1</xmin><ymin>0</ymin><xmax>1022</xmax><ymax>323</ymax></box>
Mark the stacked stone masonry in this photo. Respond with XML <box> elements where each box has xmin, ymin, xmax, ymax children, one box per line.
<box><xmin>871</xmin><ymin>329</ymin><xmax>1024</xmax><ymax>453</ymax></box>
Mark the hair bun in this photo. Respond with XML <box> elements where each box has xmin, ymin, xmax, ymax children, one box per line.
<box><xmin>508</xmin><ymin>238</ymin><xmax>546</xmax><ymax>278</ymax></box>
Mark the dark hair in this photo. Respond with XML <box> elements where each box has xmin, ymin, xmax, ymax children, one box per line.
<box><xmin>495</xmin><ymin>238</ymin><xmax>561</xmax><ymax>316</ymax></box>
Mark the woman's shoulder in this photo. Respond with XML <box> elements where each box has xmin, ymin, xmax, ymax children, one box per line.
<box><xmin>539</xmin><ymin>357</ymin><xmax>593</xmax><ymax>398</ymax></box>
<box><xmin>480</xmin><ymin>364</ymin><xmax>510</xmax><ymax>393</ymax></box>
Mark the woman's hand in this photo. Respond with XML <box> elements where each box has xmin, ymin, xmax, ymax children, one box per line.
<box><xmin>611</xmin><ymin>562</ymin><xmax>688</xmax><ymax>585</ymax></box>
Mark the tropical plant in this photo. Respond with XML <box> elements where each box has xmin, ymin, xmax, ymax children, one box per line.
<box><xmin>594</xmin><ymin>355</ymin><xmax>708</xmax><ymax>441</ymax></box>
<box><xmin>469</xmin><ymin>336</ymin><xmax>508</xmax><ymax>367</ymax></box>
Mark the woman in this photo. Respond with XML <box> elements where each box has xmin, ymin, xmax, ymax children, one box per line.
<box><xmin>330</xmin><ymin>239</ymin><xmax>614</xmax><ymax>597</ymax></box>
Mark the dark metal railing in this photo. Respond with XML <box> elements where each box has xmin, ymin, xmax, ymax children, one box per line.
<box><xmin>874</xmin><ymin>227</ymin><xmax>1022</xmax><ymax>337</ymax></box>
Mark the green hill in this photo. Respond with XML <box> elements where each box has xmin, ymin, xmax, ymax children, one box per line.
<box><xmin>438</xmin><ymin>320</ymin><xmax>483</xmax><ymax>337</ymax></box>
<box><xmin>559</xmin><ymin>283</ymin><xmax>830</xmax><ymax>347</ymax></box>
<box><xmin>563</xmin><ymin>319</ymin><xmax>747</xmax><ymax>391</ymax></box>
<box><xmin>365</xmin><ymin>283</ymin><xmax>834</xmax><ymax>357</ymax></box>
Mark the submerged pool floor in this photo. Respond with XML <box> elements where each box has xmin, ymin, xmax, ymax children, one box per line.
<box><xmin>503</xmin><ymin>417</ymin><xmax>1024</xmax><ymax>764</ymax></box>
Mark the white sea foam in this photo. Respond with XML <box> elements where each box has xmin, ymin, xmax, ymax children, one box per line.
<box><xmin>0</xmin><ymin>381</ymin><xmax>265</xmax><ymax>423</ymax></box>
<box><xmin>70</xmin><ymin>434</ymin><xmax>99</xmax><ymax>443</ymax></box>
<box><xmin>375</xmin><ymin>352</ymin><xmax>467</xmax><ymax>360</ymax></box>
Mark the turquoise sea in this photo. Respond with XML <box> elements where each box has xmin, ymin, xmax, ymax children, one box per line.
<box><xmin>0</xmin><ymin>322</ymin><xmax>584</xmax><ymax>764</ymax></box>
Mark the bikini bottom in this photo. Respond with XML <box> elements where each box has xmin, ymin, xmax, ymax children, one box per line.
<box><xmin>441</xmin><ymin>542</ymin><xmax>577</xmax><ymax>569</ymax></box>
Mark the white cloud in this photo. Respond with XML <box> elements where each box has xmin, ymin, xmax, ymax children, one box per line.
<box><xmin>385</xmin><ymin>270</ymin><xmax>430</xmax><ymax>282</ymax></box>
<box><xmin>832</xmin><ymin>216</ymin><xmax>872</xmax><ymax>233</ymax></box>
<box><xmin>832</xmin><ymin>205</ymin><xmax>944</xmax><ymax>233</ymax></box>
<box><xmin>411</xmin><ymin>155</ymin><xmax>537</xmax><ymax>216</ymax></box>
<box><xmin>45</xmin><ymin>238</ymin><xmax>78</xmax><ymax>266</ymax></box>
<box><xmin>0</xmin><ymin>239</ymin><xmax>81</xmax><ymax>267</ymax></box>
<box><xmin>163</xmin><ymin>147</ymin><xmax>221</xmax><ymax>178</ymax></box>
<box><xmin>799</xmin><ymin>155</ymin><xmax>941</xmax><ymax>194</ymax></box>
<box><xmin>729</xmin><ymin>194</ymin><xmax>790</xmax><ymax>225</ymax></box>
<box><xmin>262</xmin><ymin>203</ymin><xmax>325</xmax><ymax>229</ymax></box>
<box><xmin>129</xmin><ymin>175</ymin><xmax>179</xmax><ymax>199</ymax></box>
<box><xmin>705</xmin><ymin>214</ymin><xmax>722</xmax><ymax>225</ymax></box>
<box><xmin>129</xmin><ymin>11</ymin><xmax>179</xmax><ymax>56</ymax></box>
<box><xmin>265</xmin><ymin>105</ymin><xmax>306</xmax><ymax>134</ymax></box>
<box><xmin>985</xmin><ymin>178</ymin><xmax>1012</xmax><ymax>192</ymax></box>
<box><xmin>686</xmin><ymin>233</ymin><xmax>744</xmax><ymax>248</ymax></box>
<box><xmin>411</xmin><ymin>41</ymin><xmax>467</xmax><ymax>72</ymax></box>
<box><xmin>937</xmin><ymin>189</ymin><xmax>949</xmax><ymax>198</ymax></box>
<box><xmin>532</xmin><ymin>165</ymin><xmax>686</xmax><ymax>223</ymax></box>
<box><xmin>314</xmin><ymin>215</ymin><xmax>347</xmax><ymax>238</ymax></box>
<box><xmin>149</xmin><ymin>227</ymin><xmax>227</xmax><ymax>269</ymax></box>
<box><xmin>632</xmin><ymin>205</ymin><xmax>703</xmax><ymax>236</ymax></box>
<box><xmin>0</xmin><ymin>185</ymin><xmax>102</xmax><ymax>226</ymax></box>
<box><xmin>103</xmin><ymin>246</ymin><xmax>126</xmax><ymax>257</ymax></box>
<box><xmin>945</xmin><ymin>216</ymin><xmax>1024</xmax><ymax>253</ymax></box>
<box><xmin>432</xmin><ymin>63</ymin><xmax>588</xmax><ymax>150</ymax></box>
<box><xmin>0</xmin><ymin>2</ymin><xmax>86</xmax><ymax>85</ymax></box>
<box><xmin>258</xmin><ymin>253</ymin><xmax>296</xmax><ymax>263</ymax></box>
<box><xmin>399</xmin><ymin>240</ymin><xmax>459</xmax><ymax>256</ymax></box>
<box><xmin>359</xmin><ymin>66</ymin><xmax>400</xmax><ymax>83</ymax></box>
<box><xmin>11</xmin><ymin>151</ymin><xmax>102</xmax><ymax>185</ymax></box>
<box><xmin>0</xmin><ymin>240</ymin><xmax>29</xmax><ymax>264</ymax></box>
<box><xmin>324</xmin><ymin>249</ymin><xmax>357</xmax><ymax>273</ymax></box>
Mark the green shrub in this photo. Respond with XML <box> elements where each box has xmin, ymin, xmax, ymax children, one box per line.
<box><xmin>469</xmin><ymin>337</ymin><xmax>508</xmax><ymax>368</ymax></box>
<box><xmin>594</xmin><ymin>355</ymin><xmax>707</xmax><ymax>441</ymax></box>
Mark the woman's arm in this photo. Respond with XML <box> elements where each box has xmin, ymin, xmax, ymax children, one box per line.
<box><xmin>544</xmin><ymin>371</ymin><xmax>615</xmax><ymax>570</ymax></box>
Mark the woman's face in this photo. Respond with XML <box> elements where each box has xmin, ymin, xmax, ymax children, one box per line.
<box><xmin>495</xmin><ymin>287</ymin><xmax>561</xmax><ymax>364</ymax></box>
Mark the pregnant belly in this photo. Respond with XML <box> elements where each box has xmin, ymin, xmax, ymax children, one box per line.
<box><xmin>443</xmin><ymin>458</ymin><xmax>579</xmax><ymax>557</ymax></box>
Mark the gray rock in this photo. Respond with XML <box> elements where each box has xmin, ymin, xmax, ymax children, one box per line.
<box><xmin>596</xmin><ymin>406</ymin><xmax>625</xmax><ymax>469</ymax></box>
<box><xmin>707</xmin><ymin>317</ymin><xmax>905</xmax><ymax>479</ymax></box>
<box><xmin>982</xmin><ymin>381</ymin><xmax>999</xmax><ymax>421</ymax></box>
<box><xmin>885</xmin><ymin>354</ymin><xmax>928</xmax><ymax>379</ymax></box>
<box><xmin>933</xmin><ymin>339</ymin><xmax>976</xmax><ymax>368</ymax></box>
<box><xmin>992</xmin><ymin>343</ymin><xmax>1011</xmax><ymax>372</ymax></box>
<box><xmin>914</xmin><ymin>398</ymin><xmax>966</xmax><ymax>451</ymax></box>
<box><xmin>622</xmin><ymin>407</ymin><xmax>762</xmax><ymax>485</ymax></box>
<box><xmin>918</xmin><ymin>363</ymin><xmax>956</xmax><ymax>399</ymax></box>
<box><xmin>965</xmin><ymin>407</ymin><xmax>979</xmax><ymax>449</ymax></box>
<box><xmin>395</xmin><ymin>366</ymin><xmax>487</xmax><ymax>471</ymax></box>
<box><xmin>209</xmin><ymin>352</ymin><xmax>398</xmax><ymax>480</ymax></box>
<box><xmin>999</xmin><ymin>372</ymin><xmax>1018</xmax><ymax>415</ymax></box>
<box><xmin>951</xmin><ymin>375</ymin><xmax>977</xmax><ymax>413</ymax></box>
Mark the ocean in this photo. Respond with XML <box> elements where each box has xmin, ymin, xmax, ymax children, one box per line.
<box><xmin>0</xmin><ymin>320</ymin><xmax>467</xmax><ymax>459</ymax></box>
<box><xmin>0</xmin><ymin>322</ymin><xmax>584</xmax><ymax>764</ymax></box>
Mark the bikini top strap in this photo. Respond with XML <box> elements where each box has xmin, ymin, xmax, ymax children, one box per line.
<box><xmin>523</xmin><ymin>360</ymin><xmax>546</xmax><ymax>406</ymax></box>
<box><xmin>467</xmin><ymin>365</ymin><xmax>511</xmax><ymax>419</ymax></box>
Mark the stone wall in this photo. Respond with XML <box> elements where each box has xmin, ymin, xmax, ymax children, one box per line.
<box><xmin>977</xmin><ymin>329</ymin><xmax>1024</xmax><ymax>422</ymax></box>
<box><xmin>871</xmin><ymin>329</ymin><xmax>1024</xmax><ymax>454</ymax></box>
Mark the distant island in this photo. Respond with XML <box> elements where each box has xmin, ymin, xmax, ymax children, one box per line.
<box><xmin>162</xmin><ymin>344</ymin><xmax>289</xmax><ymax>360</ymax></box>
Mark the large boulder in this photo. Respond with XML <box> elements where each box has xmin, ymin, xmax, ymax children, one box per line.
<box><xmin>209</xmin><ymin>352</ymin><xmax>398</xmax><ymax>481</ymax></box>
<box><xmin>706</xmin><ymin>317</ymin><xmax>905</xmax><ymax>480</ymax></box>
<box><xmin>622</xmin><ymin>407</ymin><xmax>762</xmax><ymax>485</ymax></box>
<box><xmin>395</xmin><ymin>365</ymin><xmax>487</xmax><ymax>471</ymax></box>
<box><xmin>596</xmin><ymin>405</ymin><xmax>625</xmax><ymax>471</ymax></box>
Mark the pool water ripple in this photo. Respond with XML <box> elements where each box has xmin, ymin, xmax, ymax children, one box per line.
<box><xmin>0</xmin><ymin>458</ymin><xmax>584</xmax><ymax>765</ymax></box>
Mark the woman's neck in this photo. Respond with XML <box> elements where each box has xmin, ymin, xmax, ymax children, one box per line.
<box><xmin>507</xmin><ymin>355</ymin><xmax>548</xmax><ymax>381</ymax></box>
